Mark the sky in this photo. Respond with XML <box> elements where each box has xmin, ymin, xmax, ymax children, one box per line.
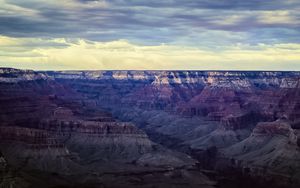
<box><xmin>0</xmin><ymin>0</ymin><xmax>300</xmax><ymax>70</ymax></box>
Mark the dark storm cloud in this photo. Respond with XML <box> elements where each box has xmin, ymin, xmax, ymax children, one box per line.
<box><xmin>0</xmin><ymin>0</ymin><xmax>299</xmax><ymax>45</ymax></box>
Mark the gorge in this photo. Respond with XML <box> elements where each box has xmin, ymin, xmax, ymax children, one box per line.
<box><xmin>0</xmin><ymin>68</ymin><xmax>300</xmax><ymax>188</ymax></box>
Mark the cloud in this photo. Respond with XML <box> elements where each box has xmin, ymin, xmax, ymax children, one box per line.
<box><xmin>0</xmin><ymin>36</ymin><xmax>300</xmax><ymax>70</ymax></box>
<box><xmin>257</xmin><ymin>10</ymin><xmax>299</xmax><ymax>25</ymax></box>
<box><xmin>0</xmin><ymin>0</ymin><xmax>299</xmax><ymax>46</ymax></box>
<box><xmin>0</xmin><ymin>1</ymin><xmax>299</xmax><ymax>71</ymax></box>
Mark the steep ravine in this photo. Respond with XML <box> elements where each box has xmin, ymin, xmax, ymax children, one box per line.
<box><xmin>1</xmin><ymin>68</ymin><xmax>300</xmax><ymax>187</ymax></box>
<box><xmin>47</xmin><ymin>70</ymin><xmax>300</xmax><ymax>188</ymax></box>
<box><xmin>0</xmin><ymin>68</ymin><xmax>216</xmax><ymax>188</ymax></box>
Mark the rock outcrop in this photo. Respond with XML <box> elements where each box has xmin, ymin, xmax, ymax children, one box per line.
<box><xmin>223</xmin><ymin>120</ymin><xmax>300</xmax><ymax>186</ymax></box>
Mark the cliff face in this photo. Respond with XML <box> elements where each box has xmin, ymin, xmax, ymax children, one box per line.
<box><xmin>223</xmin><ymin>120</ymin><xmax>300</xmax><ymax>186</ymax></box>
<box><xmin>47</xmin><ymin>70</ymin><xmax>300</xmax><ymax>139</ymax></box>
<box><xmin>0</xmin><ymin>68</ymin><xmax>48</xmax><ymax>83</ymax></box>
<box><xmin>0</xmin><ymin>71</ymin><xmax>181</xmax><ymax>169</ymax></box>
<box><xmin>0</xmin><ymin>68</ymin><xmax>207</xmax><ymax>188</ymax></box>
<box><xmin>48</xmin><ymin>70</ymin><xmax>300</xmax><ymax>120</ymax></box>
<box><xmin>43</xmin><ymin>70</ymin><xmax>300</xmax><ymax>186</ymax></box>
<box><xmin>1</xmin><ymin>68</ymin><xmax>300</xmax><ymax>187</ymax></box>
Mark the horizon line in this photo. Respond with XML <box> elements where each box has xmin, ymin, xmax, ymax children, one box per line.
<box><xmin>1</xmin><ymin>67</ymin><xmax>300</xmax><ymax>72</ymax></box>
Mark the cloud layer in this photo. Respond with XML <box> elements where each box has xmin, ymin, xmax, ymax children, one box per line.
<box><xmin>1</xmin><ymin>36</ymin><xmax>300</xmax><ymax>70</ymax></box>
<box><xmin>0</xmin><ymin>0</ymin><xmax>300</xmax><ymax>70</ymax></box>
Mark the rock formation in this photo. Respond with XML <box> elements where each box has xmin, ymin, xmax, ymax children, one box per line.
<box><xmin>1</xmin><ymin>68</ymin><xmax>300</xmax><ymax>187</ymax></box>
<box><xmin>0</xmin><ymin>68</ymin><xmax>213</xmax><ymax>188</ymax></box>
<box><xmin>45</xmin><ymin>70</ymin><xmax>300</xmax><ymax>187</ymax></box>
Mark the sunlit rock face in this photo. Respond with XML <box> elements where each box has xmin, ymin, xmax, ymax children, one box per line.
<box><xmin>0</xmin><ymin>68</ymin><xmax>48</xmax><ymax>83</ymax></box>
<box><xmin>48</xmin><ymin>70</ymin><xmax>300</xmax><ymax>121</ymax></box>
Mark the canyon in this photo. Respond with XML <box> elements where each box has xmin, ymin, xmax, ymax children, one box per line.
<box><xmin>0</xmin><ymin>68</ymin><xmax>300</xmax><ymax>188</ymax></box>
